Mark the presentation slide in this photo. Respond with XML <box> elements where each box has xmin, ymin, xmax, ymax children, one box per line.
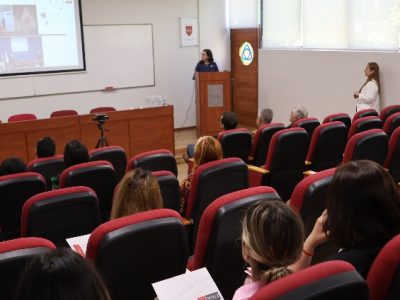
<box><xmin>0</xmin><ymin>0</ymin><xmax>85</xmax><ymax>76</ymax></box>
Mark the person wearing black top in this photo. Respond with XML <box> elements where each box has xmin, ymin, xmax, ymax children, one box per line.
<box><xmin>291</xmin><ymin>160</ymin><xmax>400</xmax><ymax>278</ymax></box>
<box><xmin>192</xmin><ymin>49</ymin><xmax>219</xmax><ymax>79</ymax></box>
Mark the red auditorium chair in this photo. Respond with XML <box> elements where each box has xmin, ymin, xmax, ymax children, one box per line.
<box><xmin>248</xmin><ymin>128</ymin><xmax>309</xmax><ymax>201</ymax></box>
<box><xmin>0</xmin><ymin>237</ymin><xmax>55</xmax><ymax>300</ymax></box>
<box><xmin>59</xmin><ymin>160</ymin><xmax>116</xmax><ymax>221</ymax></box>
<box><xmin>126</xmin><ymin>149</ymin><xmax>177</xmax><ymax>177</ymax></box>
<box><xmin>249</xmin><ymin>261</ymin><xmax>368</xmax><ymax>300</ymax></box>
<box><xmin>305</xmin><ymin>121</ymin><xmax>347</xmax><ymax>171</ymax></box>
<box><xmin>86</xmin><ymin>209</ymin><xmax>189</xmax><ymax>300</ymax></box>
<box><xmin>290</xmin><ymin>168</ymin><xmax>339</xmax><ymax>263</ymax></box>
<box><xmin>21</xmin><ymin>186</ymin><xmax>101</xmax><ymax>246</ymax></box>
<box><xmin>352</xmin><ymin>108</ymin><xmax>379</xmax><ymax>122</ymax></box>
<box><xmin>188</xmin><ymin>186</ymin><xmax>281</xmax><ymax>299</ymax></box>
<box><xmin>8</xmin><ymin>113</ymin><xmax>37</xmax><ymax>122</ymax></box>
<box><xmin>293</xmin><ymin>117</ymin><xmax>320</xmax><ymax>138</ymax></box>
<box><xmin>250</xmin><ymin>123</ymin><xmax>285</xmax><ymax>167</ymax></box>
<box><xmin>367</xmin><ymin>234</ymin><xmax>400</xmax><ymax>300</ymax></box>
<box><xmin>347</xmin><ymin>116</ymin><xmax>383</xmax><ymax>139</ymax></box>
<box><xmin>383</xmin><ymin>112</ymin><xmax>400</xmax><ymax>138</ymax></box>
<box><xmin>217</xmin><ymin>128</ymin><xmax>252</xmax><ymax>163</ymax></box>
<box><xmin>323</xmin><ymin>112</ymin><xmax>351</xmax><ymax>131</ymax></box>
<box><xmin>90</xmin><ymin>145</ymin><xmax>127</xmax><ymax>183</ymax></box>
<box><xmin>184</xmin><ymin>157</ymin><xmax>248</xmax><ymax>252</ymax></box>
<box><xmin>153</xmin><ymin>170</ymin><xmax>180</xmax><ymax>212</ymax></box>
<box><xmin>0</xmin><ymin>172</ymin><xmax>46</xmax><ymax>240</ymax></box>
<box><xmin>342</xmin><ymin>129</ymin><xmax>388</xmax><ymax>165</ymax></box>
<box><xmin>89</xmin><ymin>106</ymin><xmax>116</xmax><ymax>113</ymax></box>
<box><xmin>27</xmin><ymin>155</ymin><xmax>64</xmax><ymax>190</ymax></box>
<box><xmin>50</xmin><ymin>109</ymin><xmax>78</xmax><ymax>117</ymax></box>
<box><xmin>384</xmin><ymin>127</ymin><xmax>400</xmax><ymax>184</ymax></box>
<box><xmin>380</xmin><ymin>104</ymin><xmax>400</xmax><ymax>122</ymax></box>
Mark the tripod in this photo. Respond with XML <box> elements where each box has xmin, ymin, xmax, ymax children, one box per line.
<box><xmin>95</xmin><ymin>121</ymin><xmax>109</xmax><ymax>148</ymax></box>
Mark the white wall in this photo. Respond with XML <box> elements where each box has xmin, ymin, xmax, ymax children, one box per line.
<box><xmin>0</xmin><ymin>0</ymin><xmax>201</xmax><ymax>128</ymax></box>
<box><xmin>259</xmin><ymin>49</ymin><xmax>400</xmax><ymax>126</ymax></box>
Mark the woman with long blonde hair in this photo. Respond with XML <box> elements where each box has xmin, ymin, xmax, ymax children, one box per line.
<box><xmin>179</xmin><ymin>136</ymin><xmax>223</xmax><ymax>215</ymax></box>
<box><xmin>111</xmin><ymin>168</ymin><xmax>162</xmax><ymax>219</ymax></box>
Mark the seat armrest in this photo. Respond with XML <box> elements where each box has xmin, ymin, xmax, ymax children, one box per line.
<box><xmin>303</xmin><ymin>170</ymin><xmax>317</xmax><ymax>176</ymax></box>
<box><xmin>247</xmin><ymin>164</ymin><xmax>270</xmax><ymax>174</ymax></box>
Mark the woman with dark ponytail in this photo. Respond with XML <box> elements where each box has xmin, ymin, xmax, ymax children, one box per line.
<box><xmin>232</xmin><ymin>201</ymin><xmax>304</xmax><ymax>300</ymax></box>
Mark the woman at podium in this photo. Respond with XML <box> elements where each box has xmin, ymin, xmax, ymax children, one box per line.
<box><xmin>193</xmin><ymin>49</ymin><xmax>219</xmax><ymax>79</ymax></box>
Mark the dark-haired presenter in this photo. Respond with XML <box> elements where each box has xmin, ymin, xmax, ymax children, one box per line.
<box><xmin>192</xmin><ymin>49</ymin><xmax>219</xmax><ymax>79</ymax></box>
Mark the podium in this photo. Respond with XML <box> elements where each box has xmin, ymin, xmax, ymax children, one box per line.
<box><xmin>195</xmin><ymin>71</ymin><xmax>231</xmax><ymax>137</ymax></box>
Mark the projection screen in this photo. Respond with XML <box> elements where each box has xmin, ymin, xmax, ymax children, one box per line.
<box><xmin>0</xmin><ymin>0</ymin><xmax>85</xmax><ymax>76</ymax></box>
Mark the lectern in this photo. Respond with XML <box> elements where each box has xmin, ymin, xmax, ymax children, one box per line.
<box><xmin>195</xmin><ymin>71</ymin><xmax>231</xmax><ymax>137</ymax></box>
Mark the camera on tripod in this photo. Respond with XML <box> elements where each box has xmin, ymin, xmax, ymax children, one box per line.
<box><xmin>92</xmin><ymin>113</ymin><xmax>109</xmax><ymax>124</ymax></box>
<box><xmin>92</xmin><ymin>113</ymin><xmax>109</xmax><ymax>148</ymax></box>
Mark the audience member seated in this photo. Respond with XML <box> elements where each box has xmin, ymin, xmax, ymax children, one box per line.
<box><xmin>232</xmin><ymin>201</ymin><xmax>304</xmax><ymax>300</ymax></box>
<box><xmin>291</xmin><ymin>160</ymin><xmax>400</xmax><ymax>278</ymax></box>
<box><xmin>287</xmin><ymin>105</ymin><xmax>308</xmax><ymax>128</ymax></box>
<box><xmin>180</xmin><ymin>136</ymin><xmax>222</xmax><ymax>215</ymax></box>
<box><xmin>186</xmin><ymin>111</ymin><xmax>237</xmax><ymax>159</ymax></box>
<box><xmin>252</xmin><ymin>108</ymin><xmax>273</xmax><ymax>136</ymax></box>
<box><xmin>36</xmin><ymin>137</ymin><xmax>56</xmax><ymax>158</ymax></box>
<box><xmin>0</xmin><ymin>157</ymin><xmax>27</xmax><ymax>176</ymax></box>
<box><xmin>110</xmin><ymin>168</ymin><xmax>163</xmax><ymax>219</ymax></box>
<box><xmin>63</xmin><ymin>140</ymin><xmax>89</xmax><ymax>168</ymax></box>
<box><xmin>15</xmin><ymin>248</ymin><xmax>111</xmax><ymax>300</ymax></box>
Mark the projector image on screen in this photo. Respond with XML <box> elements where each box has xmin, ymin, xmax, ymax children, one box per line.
<box><xmin>0</xmin><ymin>0</ymin><xmax>85</xmax><ymax>76</ymax></box>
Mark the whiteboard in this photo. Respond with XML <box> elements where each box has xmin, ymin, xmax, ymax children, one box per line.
<box><xmin>0</xmin><ymin>24</ymin><xmax>155</xmax><ymax>99</ymax></box>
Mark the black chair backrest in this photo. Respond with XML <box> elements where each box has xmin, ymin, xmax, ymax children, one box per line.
<box><xmin>87</xmin><ymin>210</ymin><xmax>189</xmax><ymax>300</ymax></box>
<box><xmin>252</xmin><ymin>123</ymin><xmax>285</xmax><ymax>166</ymax></box>
<box><xmin>90</xmin><ymin>146</ymin><xmax>127</xmax><ymax>183</ymax></box>
<box><xmin>60</xmin><ymin>161</ymin><xmax>116</xmax><ymax>222</ymax></box>
<box><xmin>22</xmin><ymin>187</ymin><xmax>101</xmax><ymax>246</ymax></box>
<box><xmin>153</xmin><ymin>171</ymin><xmax>180</xmax><ymax>212</ymax></box>
<box><xmin>265</xmin><ymin>128</ymin><xmax>309</xmax><ymax>200</ymax></box>
<box><xmin>28</xmin><ymin>156</ymin><xmax>64</xmax><ymax>190</ymax></box>
<box><xmin>186</xmin><ymin>158</ymin><xmax>249</xmax><ymax>252</ymax></box>
<box><xmin>0</xmin><ymin>172</ymin><xmax>46</xmax><ymax>240</ymax></box>
<box><xmin>307</xmin><ymin>122</ymin><xmax>347</xmax><ymax>171</ymax></box>
<box><xmin>218</xmin><ymin>129</ymin><xmax>252</xmax><ymax>163</ymax></box>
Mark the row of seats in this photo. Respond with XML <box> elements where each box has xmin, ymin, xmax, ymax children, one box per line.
<box><xmin>4</xmin><ymin>106</ymin><xmax>116</xmax><ymax>123</ymax></box>
<box><xmin>0</xmin><ymin>184</ymin><xmax>399</xmax><ymax>299</ymax></box>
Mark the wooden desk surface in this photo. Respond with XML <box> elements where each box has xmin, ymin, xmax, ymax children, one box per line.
<box><xmin>0</xmin><ymin>106</ymin><xmax>175</xmax><ymax>163</ymax></box>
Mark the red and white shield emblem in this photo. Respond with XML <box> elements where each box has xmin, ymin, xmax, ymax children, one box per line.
<box><xmin>185</xmin><ymin>25</ymin><xmax>193</xmax><ymax>36</ymax></box>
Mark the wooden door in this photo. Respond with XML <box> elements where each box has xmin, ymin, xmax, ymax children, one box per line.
<box><xmin>230</xmin><ymin>28</ymin><xmax>259</xmax><ymax>128</ymax></box>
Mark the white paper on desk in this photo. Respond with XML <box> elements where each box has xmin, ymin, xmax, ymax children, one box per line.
<box><xmin>152</xmin><ymin>267</ymin><xmax>224</xmax><ymax>300</ymax></box>
<box><xmin>66</xmin><ymin>233</ymin><xmax>90</xmax><ymax>257</ymax></box>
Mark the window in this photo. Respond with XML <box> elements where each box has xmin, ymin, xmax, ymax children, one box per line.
<box><xmin>261</xmin><ymin>0</ymin><xmax>400</xmax><ymax>50</ymax></box>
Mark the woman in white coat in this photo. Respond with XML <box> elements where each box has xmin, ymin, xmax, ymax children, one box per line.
<box><xmin>353</xmin><ymin>62</ymin><xmax>380</xmax><ymax>112</ymax></box>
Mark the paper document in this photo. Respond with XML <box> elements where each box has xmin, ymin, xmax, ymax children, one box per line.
<box><xmin>152</xmin><ymin>267</ymin><xmax>223</xmax><ymax>300</ymax></box>
<box><xmin>66</xmin><ymin>233</ymin><xmax>90</xmax><ymax>256</ymax></box>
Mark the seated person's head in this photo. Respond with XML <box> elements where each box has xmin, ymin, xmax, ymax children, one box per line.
<box><xmin>63</xmin><ymin>140</ymin><xmax>89</xmax><ymax>168</ymax></box>
<box><xmin>219</xmin><ymin>111</ymin><xmax>238</xmax><ymax>130</ymax></box>
<box><xmin>36</xmin><ymin>136</ymin><xmax>56</xmax><ymax>158</ymax></box>
<box><xmin>0</xmin><ymin>157</ymin><xmax>27</xmax><ymax>176</ymax></box>
<box><xmin>194</xmin><ymin>136</ymin><xmax>223</xmax><ymax>169</ymax></box>
<box><xmin>15</xmin><ymin>248</ymin><xmax>111</xmax><ymax>300</ymax></box>
<box><xmin>241</xmin><ymin>201</ymin><xmax>304</xmax><ymax>283</ymax></box>
<box><xmin>256</xmin><ymin>108</ymin><xmax>273</xmax><ymax>127</ymax></box>
<box><xmin>289</xmin><ymin>105</ymin><xmax>308</xmax><ymax>125</ymax></box>
<box><xmin>111</xmin><ymin>168</ymin><xmax>163</xmax><ymax>219</ymax></box>
<box><xmin>324</xmin><ymin>160</ymin><xmax>400</xmax><ymax>249</ymax></box>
